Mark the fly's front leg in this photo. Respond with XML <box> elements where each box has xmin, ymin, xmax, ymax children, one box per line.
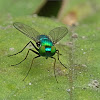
<box><xmin>11</xmin><ymin>49</ymin><xmax>39</xmax><ymax>66</ymax></box>
<box><xmin>56</xmin><ymin>50</ymin><xmax>67</xmax><ymax>69</ymax></box>
<box><xmin>8</xmin><ymin>41</ymin><xmax>38</xmax><ymax>57</ymax></box>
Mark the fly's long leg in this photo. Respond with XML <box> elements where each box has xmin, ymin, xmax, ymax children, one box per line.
<box><xmin>56</xmin><ymin>50</ymin><xmax>67</xmax><ymax>69</ymax></box>
<box><xmin>11</xmin><ymin>49</ymin><xmax>39</xmax><ymax>66</ymax></box>
<box><xmin>51</xmin><ymin>57</ymin><xmax>58</xmax><ymax>83</ymax></box>
<box><xmin>8</xmin><ymin>41</ymin><xmax>38</xmax><ymax>57</ymax></box>
<box><xmin>23</xmin><ymin>55</ymin><xmax>40</xmax><ymax>81</ymax></box>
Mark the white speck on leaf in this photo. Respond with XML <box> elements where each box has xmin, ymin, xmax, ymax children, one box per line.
<box><xmin>83</xmin><ymin>52</ymin><xmax>86</xmax><ymax>54</ymax></box>
<box><xmin>9</xmin><ymin>48</ymin><xmax>14</xmax><ymax>51</ymax></box>
<box><xmin>29</xmin><ymin>82</ymin><xmax>32</xmax><ymax>85</ymax></box>
<box><xmin>67</xmin><ymin>89</ymin><xmax>71</xmax><ymax>92</ymax></box>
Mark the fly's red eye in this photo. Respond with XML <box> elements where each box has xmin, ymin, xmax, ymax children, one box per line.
<box><xmin>36</xmin><ymin>42</ymin><xmax>41</xmax><ymax>47</ymax></box>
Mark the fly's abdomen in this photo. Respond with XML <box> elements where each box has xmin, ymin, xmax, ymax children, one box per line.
<box><xmin>39</xmin><ymin>46</ymin><xmax>56</xmax><ymax>57</ymax></box>
<box><xmin>37</xmin><ymin>35</ymin><xmax>53</xmax><ymax>46</ymax></box>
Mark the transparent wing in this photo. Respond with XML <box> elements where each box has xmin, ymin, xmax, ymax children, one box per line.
<box><xmin>13</xmin><ymin>22</ymin><xmax>40</xmax><ymax>42</ymax></box>
<box><xmin>49</xmin><ymin>27</ymin><xmax>68</xmax><ymax>44</ymax></box>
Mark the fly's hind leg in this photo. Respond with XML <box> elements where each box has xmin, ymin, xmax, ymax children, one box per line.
<box><xmin>23</xmin><ymin>55</ymin><xmax>40</xmax><ymax>81</ymax></box>
<box><xmin>51</xmin><ymin>57</ymin><xmax>58</xmax><ymax>83</ymax></box>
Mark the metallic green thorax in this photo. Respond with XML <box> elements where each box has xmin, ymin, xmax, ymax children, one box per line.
<box><xmin>37</xmin><ymin>35</ymin><xmax>56</xmax><ymax>57</ymax></box>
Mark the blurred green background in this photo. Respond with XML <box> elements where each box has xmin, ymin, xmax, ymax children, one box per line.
<box><xmin>0</xmin><ymin>0</ymin><xmax>100</xmax><ymax>100</ymax></box>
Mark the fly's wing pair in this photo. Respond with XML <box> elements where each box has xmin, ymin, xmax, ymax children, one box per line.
<box><xmin>13</xmin><ymin>22</ymin><xmax>68</xmax><ymax>44</ymax></box>
<box><xmin>49</xmin><ymin>26</ymin><xmax>68</xmax><ymax>44</ymax></box>
<box><xmin>13</xmin><ymin>22</ymin><xmax>40</xmax><ymax>42</ymax></box>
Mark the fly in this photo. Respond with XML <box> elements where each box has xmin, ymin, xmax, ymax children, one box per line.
<box><xmin>9</xmin><ymin>22</ymin><xmax>68</xmax><ymax>83</ymax></box>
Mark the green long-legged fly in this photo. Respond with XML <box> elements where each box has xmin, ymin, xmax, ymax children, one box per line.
<box><xmin>9</xmin><ymin>22</ymin><xmax>68</xmax><ymax>82</ymax></box>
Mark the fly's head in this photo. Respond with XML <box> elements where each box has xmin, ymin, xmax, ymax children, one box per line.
<box><xmin>39</xmin><ymin>46</ymin><xmax>56</xmax><ymax>57</ymax></box>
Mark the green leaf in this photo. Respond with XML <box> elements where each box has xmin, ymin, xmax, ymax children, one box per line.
<box><xmin>0</xmin><ymin>9</ymin><xmax>100</xmax><ymax>100</ymax></box>
<box><xmin>0</xmin><ymin>0</ymin><xmax>46</xmax><ymax>17</ymax></box>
